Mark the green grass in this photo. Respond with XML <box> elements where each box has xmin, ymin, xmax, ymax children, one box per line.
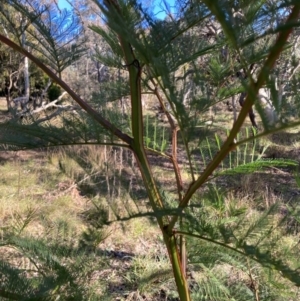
<box><xmin>0</xmin><ymin>115</ymin><xmax>300</xmax><ymax>300</ymax></box>
<box><xmin>0</xmin><ymin>148</ymin><xmax>173</xmax><ymax>299</ymax></box>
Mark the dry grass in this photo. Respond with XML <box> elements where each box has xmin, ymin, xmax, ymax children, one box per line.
<box><xmin>0</xmin><ymin>150</ymin><xmax>85</xmax><ymax>239</ymax></box>
<box><xmin>0</xmin><ymin>146</ymin><xmax>179</xmax><ymax>300</ymax></box>
<box><xmin>1</xmin><ymin>93</ymin><xmax>300</xmax><ymax>299</ymax></box>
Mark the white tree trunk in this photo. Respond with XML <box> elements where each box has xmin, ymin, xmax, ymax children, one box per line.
<box><xmin>21</xmin><ymin>16</ymin><xmax>30</xmax><ymax>104</ymax></box>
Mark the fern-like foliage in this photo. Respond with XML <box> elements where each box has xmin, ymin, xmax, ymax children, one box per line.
<box><xmin>184</xmin><ymin>188</ymin><xmax>300</xmax><ymax>300</ymax></box>
<box><xmin>0</xmin><ymin>0</ymin><xmax>300</xmax><ymax>300</ymax></box>
<box><xmin>0</xmin><ymin>213</ymin><xmax>107</xmax><ymax>301</ymax></box>
<box><xmin>0</xmin><ymin>107</ymin><xmax>130</xmax><ymax>150</ymax></box>
<box><xmin>1</xmin><ymin>0</ymin><xmax>86</xmax><ymax>76</ymax></box>
<box><xmin>0</xmin><ymin>237</ymin><xmax>93</xmax><ymax>300</ymax></box>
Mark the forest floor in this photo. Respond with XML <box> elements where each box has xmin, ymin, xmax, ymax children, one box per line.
<box><xmin>0</xmin><ymin>96</ymin><xmax>300</xmax><ymax>300</ymax></box>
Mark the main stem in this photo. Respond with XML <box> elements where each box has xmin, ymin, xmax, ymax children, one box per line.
<box><xmin>104</xmin><ymin>2</ymin><xmax>191</xmax><ymax>299</ymax></box>
<box><xmin>0</xmin><ymin>11</ymin><xmax>192</xmax><ymax>301</ymax></box>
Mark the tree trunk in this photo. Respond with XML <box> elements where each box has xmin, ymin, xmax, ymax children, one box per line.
<box><xmin>21</xmin><ymin>16</ymin><xmax>30</xmax><ymax>108</ymax></box>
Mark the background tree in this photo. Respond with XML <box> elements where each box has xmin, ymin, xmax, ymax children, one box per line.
<box><xmin>0</xmin><ymin>0</ymin><xmax>87</xmax><ymax>113</ymax></box>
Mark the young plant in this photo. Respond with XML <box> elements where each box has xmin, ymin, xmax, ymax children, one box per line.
<box><xmin>1</xmin><ymin>1</ymin><xmax>300</xmax><ymax>300</ymax></box>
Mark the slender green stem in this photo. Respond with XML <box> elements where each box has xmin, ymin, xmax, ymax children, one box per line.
<box><xmin>153</xmin><ymin>118</ymin><xmax>157</xmax><ymax>150</ymax></box>
<box><xmin>103</xmin><ymin>2</ymin><xmax>191</xmax><ymax>298</ymax></box>
<box><xmin>146</xmin><ymin>114</ymin><xmax>149</xmax><ymax>147</ymax></box>
<box><xmin>244</xmin><ymin>128</ymin><xmax>249</xmax><ymax>164</ymax></box>
<box><xmin>163</xmin><ymin>232</ymin><xmax>191</xmax><ymax>301</ymax></box>
<box><xmin>235</xmin><ymin>120</ymin><xmax>300</xmax><ymax>147</ymax></box>
<box><xmin>145</xmin><ymin>147</ymin><xmax>171</xmax><ymax>159</ymax></box>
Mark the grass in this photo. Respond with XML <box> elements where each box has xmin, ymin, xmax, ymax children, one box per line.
<box><xmin>0</xmin><ymin>148</ymin><xmax>297</xmax><ymax>300</ymax></box>
<box><xmin>1</xmin><ymin>94</ymin><xmax>300</xmax><ymax>299</ymax></box>
<box><xmin>0</xmin><ymin>145</ymin><xmax>177</xmax><ymax>300</ymax></box>
<box><xmin>0</xmin><ymin>152</ymin><xmax>84</xmax><ymax>242</ymax></box>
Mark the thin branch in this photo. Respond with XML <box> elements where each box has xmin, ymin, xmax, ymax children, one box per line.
<box><xmin>152</xmin><ymin>83</ymin><xmax>184</xmax><ymax>195</ymax></box>
<box><xmin>175</xmin><ymin>230</ymin><xmax>248</xmax><ymax>257</ymax></box>
<box><xmin>234</xmin><ymin>119</ymin><xmax>300</xmax><ymax>147</ymax></box>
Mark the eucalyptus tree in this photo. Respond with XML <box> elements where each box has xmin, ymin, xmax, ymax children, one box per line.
<box><xmin>0</xmin><ymin>0</ymin><xmax>300</xmax><ymax>300</ymax></box>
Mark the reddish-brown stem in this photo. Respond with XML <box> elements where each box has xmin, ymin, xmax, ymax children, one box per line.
<box><xmin>153</xmin><ymin>85</ymin><xmax>184</xmax><ymax>196</ymax></box>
